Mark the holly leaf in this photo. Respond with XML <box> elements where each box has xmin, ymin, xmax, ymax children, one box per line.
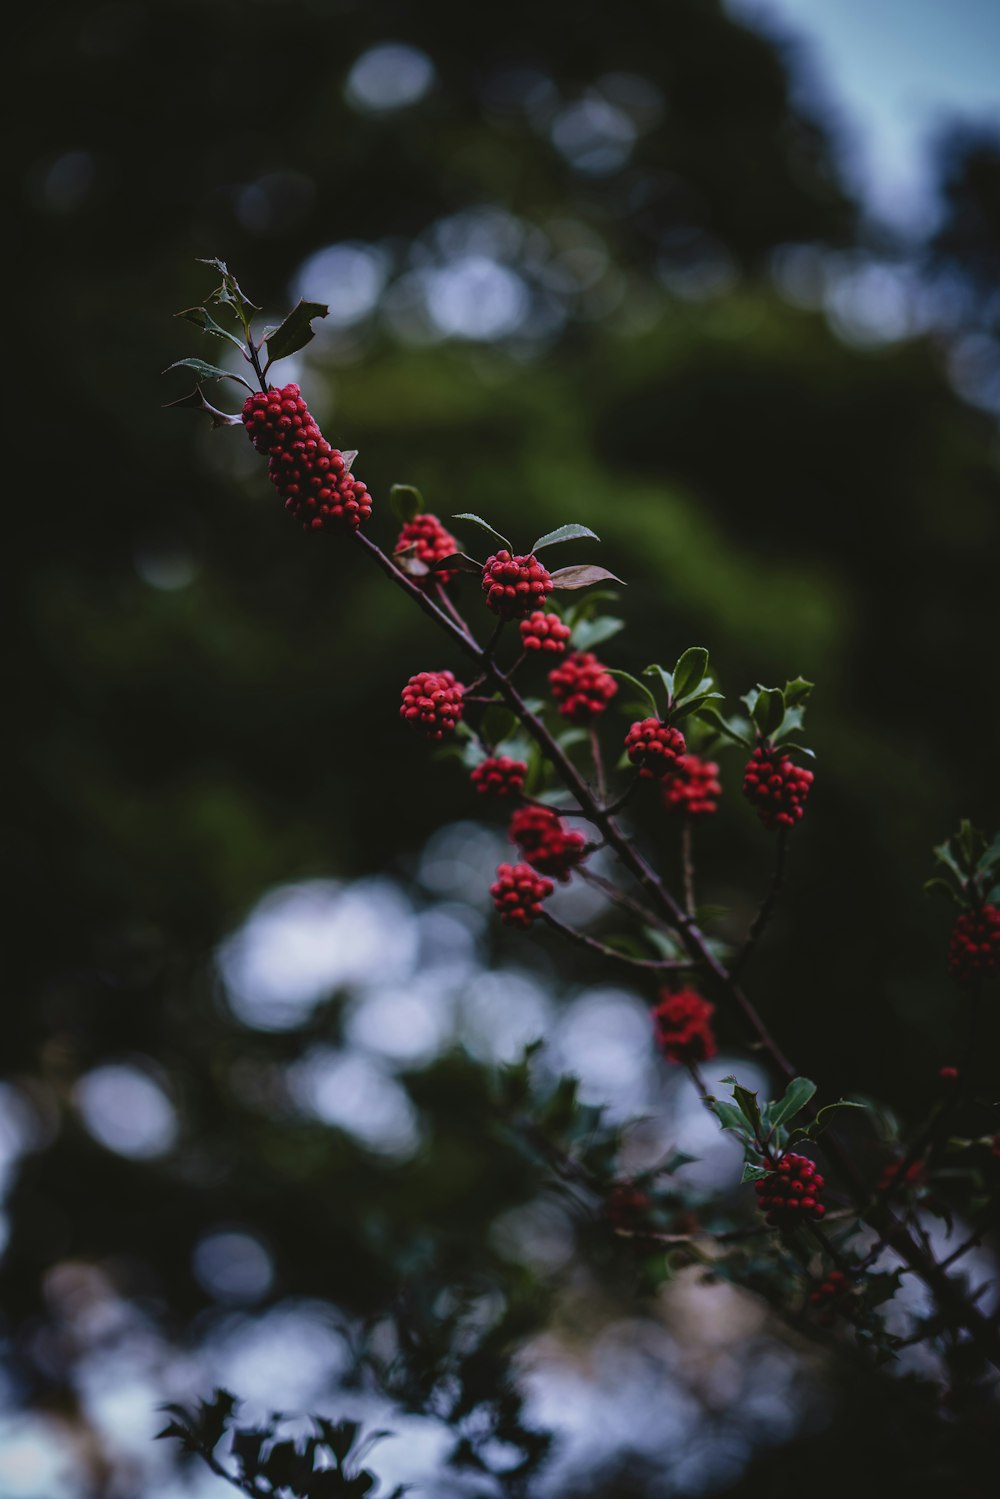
<box><xmin>769</xmin><ymin>1077</ymin><xmax>816</xmax><ymax>1130</ymax></box>
<box><xmin>697</xmin><ymin>706</ymin><xmax>753</xmax><ymax>748</ymax></box>
<box><xmin>710</xmin><ymin>1099</ymin><xmax>747</xmax><ymax>1133</ymax></box>
<box><xmin>549</xmin><ymin>564</ymin><xmax>625</xmax><ymax>590</ymax></box>
<box><xmin>163</xmin><ymin>357</ymin><xmax>253</xmax><ymax>390</ymax></box>
<box><xmin>783</xmin><ymin>677</ymin><xmax>814</xmax><ymax>708</ymax></box>
<box><xmin>741</xmin><ymin>1162</ymin><xmax>770</xmax><ymax>1183</ymax></box>
<box><xmin>390</xmin><ymin>484</ymin><xmax>424</xmax><ymax>525</ymax></box>
<box><xmin>531</xmin><ymin>523</ymin><xmax>600</xmax><ymax>552</ymax></box>
<box><xmin>163</xmin><ymin>385</ymin><xmax>243</xmax><ymax>427</ymax></box>
<box><xmin>264</xmin><ymin>299</ymin><xmax>329</xmax><ymax>363</ymax></box>
<box><xmin>174</xmin><ymin>304</ymin><xmax>248</xmax><ymax>351</ymax></box>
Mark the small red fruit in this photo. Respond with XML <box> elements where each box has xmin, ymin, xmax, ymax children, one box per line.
<box><xmin>482</xmin><ymin>551</ymin><xmax>553</xmax><ymax>620</ymax></box>
<box><xmin>399</xmin><ymin>670</ymin><xmax>465</xmax><ymax>739</ymax></box>
<box><xmin>490</xmin><ymin>862</ymin><xmax>554</xmax><ymax>928</ymax></box>
<box><xmin>742</xmin><ymin>745</ymin><xmax>814</xmax><ymax>830</ymax></box>
<box><xmin>948</xmin><ymin>904</ymin><xmax>1000</xmax><ymax>984</ymax></box>
<box><xmin>548</xmin><ymin>651</ymin><xmax>618</xmax><ymax>723</ymax></box>
<box><xmin>509</xmin><ymin>805</ymin><xmax>586</xmax><ymax>882</ymax></box>
<box><xmin>624</xmin><ymin>718</ymin><xmax>686</xmax><ymax>780</ymax></box>
<box><xmin>470</xmin><ymin>756</ymin><xmax>527</xmax><ymax>799</ymax></box>
<box><xmin>755</xmin><ymin>1152</ymin><xmax>826</xmax><ymax>1227</ymax></box>
<box><xmin>651</xmin><ymin>988</ymin><xmax>717</xmax><ymax>1064</ymax></box>
<box><xmin>519</xmin><ymin>611</ymin><xmax>572</xmax><ymax>654</ymax></box>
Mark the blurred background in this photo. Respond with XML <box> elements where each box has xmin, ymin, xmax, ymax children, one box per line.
<box><xmin>6</xmin><ymin>0</ymin><xmax>1000</xmax><ymax>1493</ymax></box>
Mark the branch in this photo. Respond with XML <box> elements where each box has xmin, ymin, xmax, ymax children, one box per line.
<box><xmin>540</xmin><ymin>909</ymin><xmax>691</xmax><ymax>974</ymax></box>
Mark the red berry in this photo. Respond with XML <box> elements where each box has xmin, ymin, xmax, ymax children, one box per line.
<box><xmin>394</xmin><ymin>513</ymin><xmax>460</xmax><ymax>587</ymax></box>
<box><xmin>938</xmin><ymin>1065</ymin><xmax>959</xmax><ymax>1083</ymax></box>
<box><xmin>624</xmin><ymin>718</ymin><xmax>686</xmax><ymax>780</ymax></box>
<box><xmin>399</xmin><ymin>670</ymin><xmax>465</xmax><ymax>739</ymax></box>
<box><xmin>519</xmin><ymin>611</ymin><xmax>572</xmax><ymax>654</ymax></box>
<box><xmin>948</xmin><ymin>904</ymin><xmax>1000</xmax><ymax>984</ymax></box>
<box><xmin>509</xmin><ymin>805</ymin><xmax>586</xmax><ymax>882</ymax></box>
<box><xmin>878</xmin><ymin>1156</ymin><xmax>924</xmax><ymax>1194</ymax></box>
<box><xmin>548</xmin><ymin>651</ymin><xmax>618</xmax><ymax>723</ymax></box>
<box><xmin>470</xmin><ymin>756</ymin><xmax>527</xmax><ymax>799</ymax></box>
<box><xmin>490</xmin><ymin>862</ymin><xmax>554</xmax><ymax>928</ymax></box>
<box><xmin>242</xmin><ymin>383</ymin><xmax>372</xmax><ymax>533</ymax></box>
<box><xmin>481</xmin><ymin>551</ymin><xmax>553</xmax><ymax>620</ymax></box>
<box><xmin>651</xmin><ymin>988</ymin><xmax>717</xmax><ymax>1065</ymax></box>
<box><xmin>758</xmin><ymin>1152</ymin><xmax>825</xmax><ymax>1228</ymax></box>
<box><xmin>605</xmin><ymin>1182</ymin><xmax>652</xmax><ymax>1232</ymax></box>
<box><xmin>662</xmin><ymin>754</ymin><xmax>722</xmax><ymax>818</ymax></box>
<box><xmin>742</xmin><ymin>745</ymin><xmax>814</xmax><ymax>830</ymax></box>
<box><xmin>809</xmin><ymin>1268</ymin><xmax>852</xmax><ymax>1322</ymax></box>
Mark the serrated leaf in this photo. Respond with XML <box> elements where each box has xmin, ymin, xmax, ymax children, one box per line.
<box><xmin>163</xmin><ymin>356</ymin><xmax>253</xmax><ymax>390</ymax></box>
<box><xmin>710</xmin><ymin>1099</ymin><xmax>746</xmax><ymax>1132</ymax></box>
<box><xmin>976</xmin><ymin>833</ymin><xmax>1000</xmax><ymax>878</ymax></box>
<box><xmin>783</xmin><ymin>677</ymin><xmax>814</xmax><ymax>708</ymax></box>
<box><xmin>672</xmin><ymin>647</ymin><xmax>709</xmax><ymax>702</ymax></box>
<box><xmin>531</xmin><ymin>523</ymin><xmax>600</xmax><ymax>551</ymax></box>
<box><xmin>769</xmin><ymin>1077</ymin><xmax>817</xmax><ymax>1130</ymax></box>
<box><xmin>811</xmin><ymin>1098</ymin><xmax>868</xmax><ymax>1136</ymax></box>
<box><xmin>932</xmin><ymin>839</ymin><xmax>963</xmax><ymax>881</ymax></box>
<box><xmin>572</xmin><ymin>615</ymin><xmax>625</xmax><ymax>651</ymax></box>
<box><xmin>923</xmin><ymin>877</ymin><xmax>962</xmax><ymax>905</ymax></box>
<box><xmin>452</xmin><ymin>512</ymin><xmax>513</xmax><ymax>550</ymax></box>
<box><xmin>390</xmin><ymin>483</ymin><xmax>424</xmax><ymax>524</ymax></box>
<box><xmin>741</xmin><ymin>1161</ymin><xmax>771</xmax><ymax>1183</ymax></box>
<box><xmin>549</xmin><ymin>564</ymin><xmax>625</xmax><ymax>590</ymax></box>
<box><xmin>342</xmin><ymin>450</ymin><xmax>358</xmax><ymax>472</ymax></box>
<box><xmin>607</xmin><ymin>669</ymin><xmax>657</xmax><ymax>715</ymax></box>
<box><xmin>731</xmin><ymin>1083</ymin><xmax>763</xmax><ymax>1137</ymax></box>
<box><xmin>265</xmin><ymin>298</ymin><xmax>329</xmax><ymax>363</ymax></box>
<box><xmin>174</xmin><ymin>304</ymin><xmax>247</xmax><ymax>351</ymax></box>
<box><xmin>163</xmin><ymin>385</ymin><xmax>243</xmax><ymax>427</ymax></box>
<box><xmin>772</xmin><ymin>705</ymin><xmax>806</xmax><ymax>745</ymax></box>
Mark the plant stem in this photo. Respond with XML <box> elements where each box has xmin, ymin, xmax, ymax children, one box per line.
<box><xmin>540</xmin><ymin>909</ymin><xmax>689</xmax><ymax>974</ymax></box>
<box><xmin>731</xmin><ymin>825</ymin><xmax>789</xmax><ymax>981</ymax></box>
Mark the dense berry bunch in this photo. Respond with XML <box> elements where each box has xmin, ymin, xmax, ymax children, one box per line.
<box><xmin>395</xmin><ymin>513</ymin><xmax>460</xmax><ymax>587</ymax></box>
<box><xmin>490</xmin><ymin>862</ymin><xmax>554</xmax><ymax>928</ymax></box>
<box><xmin>509</xmin><ymin>805</ymin><xmax>586</xmax><ymax>881</ymax></box>
<box><xmin>548</xmin><ymin>652</ymin><xmax>618</xmax><ymax>723</ymax></box>
<box><xmin>742</xmin><ymin>745</ymin><xmax>814</xmax><ymax>829</ymax></box>
<box><xmin>808</xmin><ymin>1269</ymin><xmax>851</xmax><ymax>1326</ymax></box>
<box><xmin>948</xmin><ymin>904</ymin><xmax>1000</xmax><ymax>983</ymax></box>
<box><xmin>754</xmin><ymin>1154</ymin><xmax>826</xmax><ymax>1227</ymax></box>
<box><xmin>242</xmin><ymin>384</ymin><xmax>372</xmax><ymax>532</ymax></box>
<box><xmin>470</xmin><ymin>756</ymin><xmax>527</xmax><ymax>799</ymax></box>
<box><xmin>604</xmin><ymin>1183</ymin><xmax>652</xmax><ymax>1232</ymax></box>
<box><xmin>878</xmin><ymin>1157</ymin><xmax>924</xmax><ymax>1194</ymax></box>
<box><xmin>519</xmin><ymin>611</ymin><xmax>572</xmax><ymax>654</ymax></box>
<box><xmin>399</xmin><ymin>671</ymin><xmax>465</xmax><ymax>739</ymax></box>
<box><xmin>624</xmin><ymin>718</ymin><xmax>686</xmax><ymax>780</ymax></box>
<box><xmin>662</xmin><ymin>754</ymin><xmax>722</xmax><ymax>818</ymax></box>
<box><xmin>651</xmin><ymin>988</ymin><xmax>717</xmax><ymax>1064</ymax></box>
<box><xmin>481</xmin><ymin>552</ymin><xmax>553</xmax><ymax>619</ymax></box>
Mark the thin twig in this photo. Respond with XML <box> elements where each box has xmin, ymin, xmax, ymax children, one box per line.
<box><xmin>681</xmin><ymin>822</ymin><xmax>696</xmax><ymax>919</ymax></box>
<box><xmin>731</xmin><ymin>825</ymin><xmax>789</xmax><ymax>981</ymax></box>
<box><xmin>540</xmin><ymin>910</ymin><xmax>689</xmax><ymax>974</ymax></box>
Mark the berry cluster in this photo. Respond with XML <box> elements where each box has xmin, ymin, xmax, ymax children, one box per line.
<box><xmin>755</xmin><ymin>1153</ymin><xmax>826</xmax><ymax>1227</ymax></box>
<box><xmin>548</xmin><ymin>652</ymin><xmax>618</xmax><ymax>723</ymax></box>
<box><xmin>662</xmin><ymin>754</ymin><xmax>722</xmax><ymax>818</ymax></box>
<box><xmin>520</xmin><ymin>611</ymin><xmax>571</xmax><ymax>654</ymax></box>
<box><xmin>604</xmin><ymin>1182</ymin><xmax>652</xmax><ymax>1232</ymax></box>
<box><xmin>482</xmin><ymin>552</ymin><xmax>553</xmax><ymax>619</ymax></box>
<box><xmin>742</xmin><ymin>745</ymin><xmax>814</xmax><ymax>830</ymax></box>
<box><xmin>399</xmin><ymin>671</ymin><xmax>465</xmax><ymax>739</ymax></box>
<box><xmin>490</xmin><ymin>862</ymin><xmax>554</xmax><ymax>928</ymax></box>
<box><xmin>948</xmin><ymin>904</ymin><xmax>1000</xmax><ymax>984</ymax></box>
<box><xmin>510</xmin><ymin>805</ymin><xmax>586</xmax><ymax>881</ymax></box>
<box><xmin>877</xmin><ymin>1156</ymin><xmax>923</xmax><ymax>1194</ymax></box>
<box><xmin>808</xmin><ymin>1269</ymin><xmax>851</xmax><ymax>1326</ymax></box>
<box><xmin>651</xmin><ymin>988</ymin><xmax>717</xmax><ymax>1064</ymax></box>
<box><xmin>624</xmin><ymin>718</ymin><xmax>686</xmax><ymax>780</ymax></box>
<box><xmin>470</xmin><ymin>756</ymin><xmax>527</xmax><ymax>799</ymax></box>
<box><xmin>242</xmin><ymin>384</ymin><xmax>372</xmax><ymax>532</ymax></box>
<box><xmin>395</xmin><ymin>513</ymin><xmax>459</xmax><ymax>587</ymax></box>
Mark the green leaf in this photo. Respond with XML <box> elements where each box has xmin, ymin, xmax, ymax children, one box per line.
<box><xmin>531</xmin><ymin>523</ymin><xmax>600</xmax><ymax>552</ymax></box>
<box><xmin>923</xmin><ymin>877</ymin><xmax>962</xmax><ymax>905</ymax></box>
<box><xmin>798</xmin><ymin>1098</ymin><xmax>869</xmax><ymax>1138</ymax></box>
<box><xmin>710</xmin><ymin>1099</ymin><xmax>746</xmax><ymax>1132</ymax></box>
<box><xmin>932</xmin><ymin>839</ymin><xmax>964</xmax><ymax>881</ymax></box>
<box><xmin>607</xmin><ymin>669</ymin><xmax>658</xmax><ymax>716</ymax></box>
<box><xmin>481</xmin><ymin>705</ymin><xmax>518</xmax><ymax>745</ymax></box>
<box><xmin>745</xmin><ymin>685</ymin><xmax>783</xmax><ymax>738</ymax></box>
<box><xmin>163</xmin><ymin>356</ymin><xmax>253</xmax><ymax>390</ymax></box>
<box><xmin>769</xmin><ymin>1077</ymin><xmax>817</xmax><ymax>1130</ymax></box>
<box><xmin>741</xmin><ymin>1162</ymin><xmax>771</xmax><ymax>1183</ymax></box>
<box><xmin>264</xmin><ymin>298</ymin><xmax>329</xmax><ymax>363</ymax></box>
<box><xmin>174</xmin><ymin>304</ymin><xmax>248</xmax><ymax>351</ymax></box>
<box><xmin>783</xmin><ymin>677</ymin><xmax>814</xmax><ymax>708</ymax></box>
<box><xmin>549</xmin><ymin>564</ymin><xmax>624</xmax><ymax>590</ymax></box>
<box><xmin>730</xmin><ymin>1081</ymin><xmax>763</xmax><ymax>1137</ymax></box>
<box><xmin>643</xmin><ymin>664</ymin><xmax>674</xmax><ymax>704</ymax></box>
<box><xmin>197</xmin><ymin>258</ymin><xmax>260</xmax><ymax>320</ymax></box>
<box><xmin>976</xmin><ymin>833</ymin><xmax>1000</xmax><ymax>878</ymax></box>
<box><xmin>672</xmin><ymin>687</ymin><xmax>725</xmax><ymax>722</ymax></box>
<box><xmin>452</xmin><ymin>512</ymin><xmax>513</xmax><ymax>551</ymax></box>
<box><xmin>163</xmin><ymin>385</ymin><xmax>243</xmax><ymax>427</ymax></box>
<box><xmin>426</xmin><ymin>552</ymin><xmax>483</xmax><ymax>575</ymax></box>
<box><xmin>571</xmin><ymin>615</ymin><xmax>625</xmax><ymax>651</ymax></box>
<box><xmin>390</xmin><ymin>483</ymin><xmax>424</xmax><ymax>524</ymax></box>
<box><xmin>697</xmin><ymin>706</ymin><xmax>753</xmax><ymax>749</ymax></box>
<box><xmin>672</xmin><ymin>647</ymin><xmax>709</xmax><ymax>702</ymax></box>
